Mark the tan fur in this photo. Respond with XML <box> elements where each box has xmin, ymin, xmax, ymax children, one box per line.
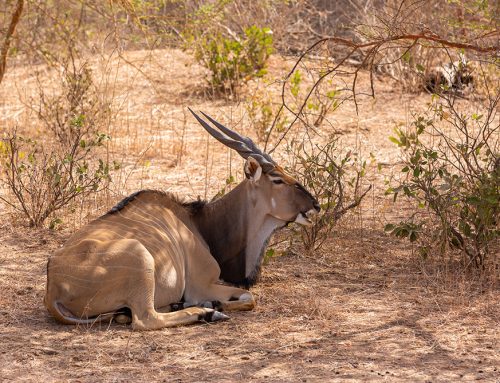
<box><xmin>45</xmin><ymin>191</ymin><xmax>255</xmax><ymax>330</ymax></box>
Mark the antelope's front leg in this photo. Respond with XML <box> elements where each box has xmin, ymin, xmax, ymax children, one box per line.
<box><xmin>219</xmin><ymin>289</ymin><xmax>255</xmax><ymax>312</ymax></box>
<box><xmin>179</xmin><ymin>284</ymin><xmax>256</xmax><ymax>312</ymax></box>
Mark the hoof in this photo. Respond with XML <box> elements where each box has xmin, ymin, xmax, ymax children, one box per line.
<box><xmin>205</xmin><ymin>310</ymin><xmax>230</xmax><ymax>322</ymax></box>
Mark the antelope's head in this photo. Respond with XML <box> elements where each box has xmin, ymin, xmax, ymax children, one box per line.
<box><xmin>190</xmin><ymin>109</ymin><xmax>320</xmax><ymax>226</ymax></box>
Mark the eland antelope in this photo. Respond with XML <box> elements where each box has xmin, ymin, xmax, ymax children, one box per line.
<box><xmin>44</xmin><ymin>109</ymin><xmax>320</xmax><ymax>330</ymax></box>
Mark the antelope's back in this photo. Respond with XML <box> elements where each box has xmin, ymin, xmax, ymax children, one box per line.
<box><xmin>62</xmin><ymin>191</ymin><xmax>202</xmax><ymax>265</ymax></box>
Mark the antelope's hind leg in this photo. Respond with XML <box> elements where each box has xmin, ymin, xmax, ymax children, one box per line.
<box><xmin>49</xmin><ymin>238</ymin><xmax>226</xmax><ymax>330</ymax></box>
<box><xmin>102</xmin><ymin>240</ymin><xmax>227</xmax><ymax>330</ymax></box>
<box><xmin>129</xmin><ymin>269</ymin><xmax>229</xmax><ymax>331</ymax></box>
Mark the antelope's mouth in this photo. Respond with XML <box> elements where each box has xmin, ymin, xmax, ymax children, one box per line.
<box><xmin>294</xmin><ymin>209</ymin><xmax>318</xmax><ymax>227</ymax></box>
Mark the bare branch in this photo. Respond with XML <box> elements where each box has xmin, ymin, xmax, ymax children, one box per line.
<box><xmin>0</xmin><ymin>0</ymin><xmax>24</xmax><ymax>85</ymax></box>
<box><xmin>266</xmin><ymin>30</ymin><xmax>499</xmax><ymax>152</ymax></box>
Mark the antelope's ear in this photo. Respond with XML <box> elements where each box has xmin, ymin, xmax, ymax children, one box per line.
<box><xmin>244</xmin><ymin>156</ymin><xmax>262</xmax><ymax>182</ymax></box>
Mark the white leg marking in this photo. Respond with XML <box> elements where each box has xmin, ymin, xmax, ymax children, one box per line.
<box><xmin>239</xmin><ymin>293</ymin><xmax>252</xmax><ymax>301</ymax></box>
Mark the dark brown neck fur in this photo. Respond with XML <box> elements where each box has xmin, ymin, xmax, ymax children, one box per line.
<box><xmin>191</xmin><ymin>182</ymin><xmax>250</xmax><ymax>286</ymax></box>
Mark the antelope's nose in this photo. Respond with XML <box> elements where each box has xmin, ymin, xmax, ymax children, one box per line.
<box><xmin>313</xmin><ymin>199</ymin><xmax>320</xmax><ymax>212</ymax></box>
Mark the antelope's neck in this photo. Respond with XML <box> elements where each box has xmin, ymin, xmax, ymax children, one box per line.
<box><xmin>244</xmin><ymin>213</ymin><xmax>285</xmax><ymax>286</ymax></box>
<box><xmin>194</xmin><ymin>181</ymin><xmax>284</xmax><ymax>287</ymax></box>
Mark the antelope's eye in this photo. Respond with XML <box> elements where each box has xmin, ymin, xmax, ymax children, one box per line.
<box><xmin>272</xmin><ymin>179</ymin><xmax>284</xmax><ymax>185</ymax></box>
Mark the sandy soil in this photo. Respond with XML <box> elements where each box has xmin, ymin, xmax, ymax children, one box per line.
<box><xmin>0</xmin><ymin>48</ymin><xmax>498</xmax><ymax>382</ymax></box>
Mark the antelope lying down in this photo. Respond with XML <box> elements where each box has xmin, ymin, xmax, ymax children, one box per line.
<box><xmin>45</xmin><ymin>110</ymin><xmax>320</xmax><ymax>330</ymax></box>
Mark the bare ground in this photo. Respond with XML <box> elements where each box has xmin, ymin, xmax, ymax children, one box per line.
<box><xmin>0</xmin><ymin>48</ymin><xmax>498</xmax><ymax>382</ymax></box>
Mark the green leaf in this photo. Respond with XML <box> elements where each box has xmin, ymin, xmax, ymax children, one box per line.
<box><xmin>402</xmin><ymin>51</ymin><xmax>411</xmax><ymax>63</ymax></box>
<box><xmin>263</xmin><ymin>248</ymin><xmax>276</xmax><ymax>265</ymax></box>
<box><xmin>389</xmin><ymin>136</ymin><xmax>401</xmax><ymax>145</ymax></box>
<box><xmin>397</xmin><ymin>228</ymin><xmax>409</xmax><ymax>238</ymax></box>
<box><xmin>290</xmin><ymin>70</ymin><xmax>301</xmax><ymax>97</ymax></box>
<box><xmin>409</xmin><ymin>231</ymin><xmax>418</xmax><ymax>242</ymax></box>
<box><xmin>384</xmin><ymin>224</ymin><xmax>395</xmax><ymax>232</ymax></box>
<box><xmin>471</xmin><ymin>113</ymin><xmax>483</xmax><ymax>121</ymax></box>
<box><xmin>326</xmin><ymin>90</ymin><xmax>337</xmax><ymax>99</ymax></box>
<box><xmin>466</xmin><ymin>196</ymin><xmax>481</xmax><ymax>205</ymax></box>
<box><xmin>49</xmin><ymin>218</ymin><xmax>63</xmax><ymax>230</ymax></box>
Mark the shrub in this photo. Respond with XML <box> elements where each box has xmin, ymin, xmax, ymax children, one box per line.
<box><xmin>193</xmin><ymin>25</ymin><xmax>273</xmax><ymax>94</ymax></box>
<box><xmin>287</xmin><ymin>137</ymin><xmax>371</xmax><ymax>251</ymax></box>
<box><xmin>0</xmin><ymin>59</ymin><xmax>117</xmax><ymax>227</ymax></box>
<box><xmin>385</xmin><ymin>90</ymin><xmax>499</xmax><ymax>269</ymax></box>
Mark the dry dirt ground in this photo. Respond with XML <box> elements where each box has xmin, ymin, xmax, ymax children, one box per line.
<box><xmin>0</xmin><ymin>49</ymin><xmax>499</xmax><ymax>382</ymax></box>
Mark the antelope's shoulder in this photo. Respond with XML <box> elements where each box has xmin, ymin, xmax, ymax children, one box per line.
<box><xmin>104</xmin><ymin>189</ymin><xmax>206</xmax><ymax>217</ymax></box>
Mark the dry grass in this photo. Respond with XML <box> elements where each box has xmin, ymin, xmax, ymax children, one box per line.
<box><xmin>0</xmin><ymin>48</ymin><xmax>498</xmax><ymax>382</ymax></box>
